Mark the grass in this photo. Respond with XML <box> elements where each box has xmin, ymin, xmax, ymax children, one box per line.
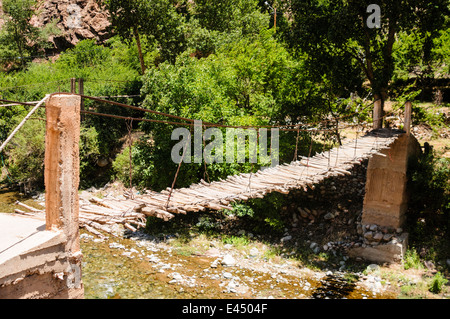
<box><xmin>222</xmin><ymin>235</ymin><xmax>250</xmax><ymax>250</ymax></box>
<box><xmin>403</xmin><ymin>249</ymin><xmax>423</xmax><ymax>270</ymax></box>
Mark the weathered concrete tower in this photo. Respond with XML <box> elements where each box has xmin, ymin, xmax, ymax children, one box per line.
<box><xmin>0</xmin><ymin>94</ymin><xmax>83</xmax><ymax>298</ymax></box>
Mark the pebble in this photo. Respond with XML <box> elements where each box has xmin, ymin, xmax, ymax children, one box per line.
<box><xmin>204</xmin><ymin>248</ymin><xmax>220</xmax><ymax>257</ymax></box>
<box><xmin>223</xmin><ymin>272</ymin><xmax>233</xmax><ymax>279</ymax></box>
<box><xmin>221</xmin><ymin>254</ymin><xmax>236</xmax><ymax>267</ymax></box>
<box><xmin>249</xmin><ymin>247</ymin><xmax>259</xmax><ymax>257</ymax></box>
<box><xmin>109</xmin><ymin>242</ymin><xmax>125</xmax><ymax>250</ymax></box>
<box><xmin>373</xmin><ymin>232</ymin><xmax>383</xmax><ymax>241</ymax></box>
<box><xmin>324</xmin><ymin>212</ymin><xmax>334</xmax><ymax>220</ymax></box>
<box><xmin>366</xmin><ymin>264</ymin><xmax>380</xmax><ymax>273</ymax></box>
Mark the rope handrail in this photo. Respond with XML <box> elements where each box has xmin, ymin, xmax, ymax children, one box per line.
<box><xmin>58</xmin><ymin>92</ymin><xmax>378</xmax><ymax>132</ymax></box>
<box><xmin>0</xmin><ymin>95</ymin><xmax>50</xmax><ymax>153</ymax></box>
<box><xmin>0</xmin><ymin>93</ymin><xmax>403</xmax><ymax>134</ymax></box>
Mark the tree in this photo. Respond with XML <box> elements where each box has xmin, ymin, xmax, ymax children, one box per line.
<box><xmin>0</xmin><ymin>0</ymin><xmax>40</xmax><ymax>69</ymax></box>
<box><xmin>287</xmin><ymin>0</ymin><xmax>449</xmax><ymax>127</ymax></box>
<box><xmin>102</xmin><ymin>0</ymin><xmax>186</xmax><ymax>72</ymax></box>
<box><xmin>194</xmin><ymin>0</ymin><xmax>262</xmax><ymax>33</ymax></box>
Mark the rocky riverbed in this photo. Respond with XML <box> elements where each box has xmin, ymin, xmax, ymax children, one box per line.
<box><xmin>80</xmin><ymin>227</ymin><xmax>397</xmax><ymax>299</ymax></box>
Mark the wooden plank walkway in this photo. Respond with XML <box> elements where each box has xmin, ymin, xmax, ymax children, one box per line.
<box><xmin>18</xmin><ymin>129</ymin><xmax>403</xmax><ymax>236</ymax></box>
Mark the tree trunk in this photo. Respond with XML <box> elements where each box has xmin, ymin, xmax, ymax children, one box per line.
<box><xmin>373</xmin><ymin>92</ymin><xmax>385</xmax><ymax>129</ymax></box>
<box><xmin>133</xmin><ymin>27</ymin><xmax>146</xmax><ymax>75</ymax></box>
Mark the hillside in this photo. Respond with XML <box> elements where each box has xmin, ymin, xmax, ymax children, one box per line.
<box><xmin>0</xmin><ymin>0</ymin><xmax>111</xmax><ymax>52</ymax></box>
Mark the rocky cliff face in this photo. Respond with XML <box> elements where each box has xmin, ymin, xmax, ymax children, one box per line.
<box><xmin>0</xmin><ymin>0</ymin><xmax>111</xmax><ymax>51</ymax></box>
<box><xmin>33</xmin><ymin>0</ymin><xmax>112</xmax><ymax>50</ymax></box>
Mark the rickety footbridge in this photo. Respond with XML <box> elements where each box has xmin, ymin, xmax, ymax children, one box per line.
<box><xmin>1</xmin><ymin>93</ymin><xmax>418</xmax><ymax>298</ymax></box>
<box><xmin>1</xmin><ymin>93</ymin><xmax>411</xmax><ymax>238</ymax></box>
<box><xmin>75</xmin><ymin>129</ymin><xmax>404</xmax><ymax>235</ymax></box>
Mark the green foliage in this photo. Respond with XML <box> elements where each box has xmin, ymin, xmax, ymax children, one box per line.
<box><xmin>222</xmin><ymin>235</ymin><xmax>250</xmax><ymax>249</ymax></box>
<box><xmin>245</xmin><ymin>192</ymin><xmax>287</xmax><ymax>233</ymax></box>
<box><xmin>429</xmin><ymin>272</ymin><xmax>448</xmax><ymax>294</ymax></box>
<box><xmin>393</xmin><ymin>27</ymin><xmax>450</xmax><ymax>82</ymax></box>
<box><xmin>229</xmin><ymin>203</ymin><xmax>254</xmax><ymax>218</ymax></box>
<box><xmin>409</xmin><ymin>151</ymin><xmax>450</xmax><ymax>214</ymax></box>
<box><xmin>79</xmin><ymin>125</ymin><xmax>102</xmax><ymax>187</ymax></box>
<box><xmin>194</xmin><ymin>0</ymin><xmax>266</xmax><ymax>34</ymax></box>
<box><xmin>0</xmin><ymin>38</ymin><xmax>142</xmax><ymax>189</ymax></box>
<box><xmin>195</xmin><ymin>215</ymin><xmax>221</xmax><ymax>233</ymax></box>
<box><xmin>112</xmin><ymin>146</ymin><xmax>132</xmax><ymax>185</ymax></box>
<box><xmin>137</xmin><ymin>28</ymin><xmax>316</xmax><ymax>190</ymax></box>
<box><xmin>0</xmin><ymin>0</ymin><xmax>58</xmax><ymax>70</ymax></box>
<box><xmin>102</xmin><ymin>0</ymin><xmax>187</xmax><ymax>64</ymax></box>
<box><xmin>4</xmin><ymin>117</ymin><xmax>45</xmax><ymax>187</ymax></box>
<box><xmin>403</xmin><ymin>249</ymin><xmax>423</xmax><ymax>270</ymax></box>
<box><xmin>287</xmin><ymin>0</ymin><xmax>450</xmax><ymax>100</ymax></box>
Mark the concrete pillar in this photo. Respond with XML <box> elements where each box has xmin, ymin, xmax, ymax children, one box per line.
<box><xmin>348</xmin><ymin>133</ymin><xmax>421</xmax><ymax>263</ymax></box>
<box><xmin>362</xmin><ymin>134</ymin><xmax>421</xmax><ymax>228</ymax></box>
<box><xmin>44</xmin><ymin>94</ymin><xmax>83</xmax><ymax>297</ymax></box>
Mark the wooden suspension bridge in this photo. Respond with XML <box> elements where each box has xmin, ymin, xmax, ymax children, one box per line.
<box><xmin>14</xmin><ymin>128</ymin><xmax>404</xmax><ymax>238</ymax></box>
<box><xmin>2</xmin><ymin>93</ymin><xmax>412</xmax><ymax>238</ymax></box>
<box><xmin>0</xmin><ymin>86</ymin><xmax>419</xmax><ymax>299</ymax></box>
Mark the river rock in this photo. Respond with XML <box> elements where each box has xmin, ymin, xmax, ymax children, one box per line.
<box><xmin>204</xmin><ymin>248</ymin><xmax>220</xmax><ymax>257</ymax></box>
<box><xmin>223</xmin><ymin>272</ymin><xmax>233</xmax><ymax>279</ymax></box>
<box><xmin>221</xmin><ymin>254</ymin><xmax>236</xmax><ymax>267</ymax></box>
<box><xmin>109</xmin><ymin>242</ymin><xmax>125</xmax><ymax>250</ymax></box>
<box><xmin>298</xmin><ymin>207</ymin><xmax>309</xmax><ymax>218</ymax></box>
<box><xmin>366</xmin><ymin>264</ymin><xmax>380</xmax><ymax>273</ymax></box>
<box><xmin>249</xmin><ymin>247</ymin><xmax>259</xmax><ymax>257</ymax></box>
<box><xmin>382</xmin><ymin>233</ymin><xmax>393</xmax><ymax>242</ymax></box>
<box><xmin>210</xmin><ymin>259</ymin><xmax>220</xmax><ymax>268</ymax></box>
<box><xmin>364</xmin><ymin>231</ymin><xmax>373</xmax><ymax>240</ymax></box>
<box><xmin>309</xmin><ymin>242</ymin><xmax>320</xmax><ymax>254</ymax></box>
<box><xmin>373</xmin><ymin>232</ymin><xmax>383</xmax><ymax>242</ymax></box>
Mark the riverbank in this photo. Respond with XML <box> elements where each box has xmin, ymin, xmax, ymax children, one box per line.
<box><xmin>79</xmin><ymin>216</ymin><xmax>448</xmax><ymax>299</ymax></box>
<box><xmin>0</xmin><ymin>182</ymin><xmax>448</xmax><ymax>299</ymax></box>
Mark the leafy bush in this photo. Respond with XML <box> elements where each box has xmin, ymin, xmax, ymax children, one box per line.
<box><xmin>0</xmin><ymin>37</ymin><xmax>143</xmax><ymax>189</ymax></box>
<box><xmin>229</xmin><ymin>203</ymin><xmax>254</xmax><ymax>218</ymax></box>
<box><xmin>409</xmin><ymin>151</ymin><xmax>450</xmax><ymax>214</ymax></box>
<box><xmin>429</xmin><ymin>272</ymin><xmax>448</xmax><ymax>294</ymax></box>
<box><xmin>4</xmin><ymin>117</ymin><xmax>45</xmax><ymax>188</ymax></box>
<box><xmin>138</xmin><ymin>28</ymin><xmax>315</xmax><ymax>190</ymax></box>
<box><xmin>403</xmin><ymin>249</ymin><xmax>423</xmax><ymax>270</ymax></box>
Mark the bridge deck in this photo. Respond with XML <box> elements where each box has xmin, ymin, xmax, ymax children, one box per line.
<box><xmin>75</xmin><ymin>129</ymin><xmax>403</xmax><ymax>233</ymax></box>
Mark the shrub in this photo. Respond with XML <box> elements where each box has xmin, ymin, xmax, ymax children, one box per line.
<box><xmin>429</xmin><ymin>272</ymin><xmax>448</xmax><ymax>294</ymax></box>
<box><xmin>5</xmin><ymin>117</ymin><xmax>45</xmax><ymax>188</ymax></box>
<box><xmin>403</xmin><ymin>249</ymin><xmax>423</xmax><ymax>270</ymax></box>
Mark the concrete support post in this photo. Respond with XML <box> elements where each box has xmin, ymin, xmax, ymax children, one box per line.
<box><xmin>44</xmin><ymin>94</ymin><xmax>81</xmax><ymax>255</ymax></box>
<box><xmin>362</xmin><ymin>134</ymin><xmax>420</xmax><ymax>229</ymax></box>
<box><xmin>350</xmin><ymin>133</ymin><xmax>421</xmax><ymax>263</ymax></box>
